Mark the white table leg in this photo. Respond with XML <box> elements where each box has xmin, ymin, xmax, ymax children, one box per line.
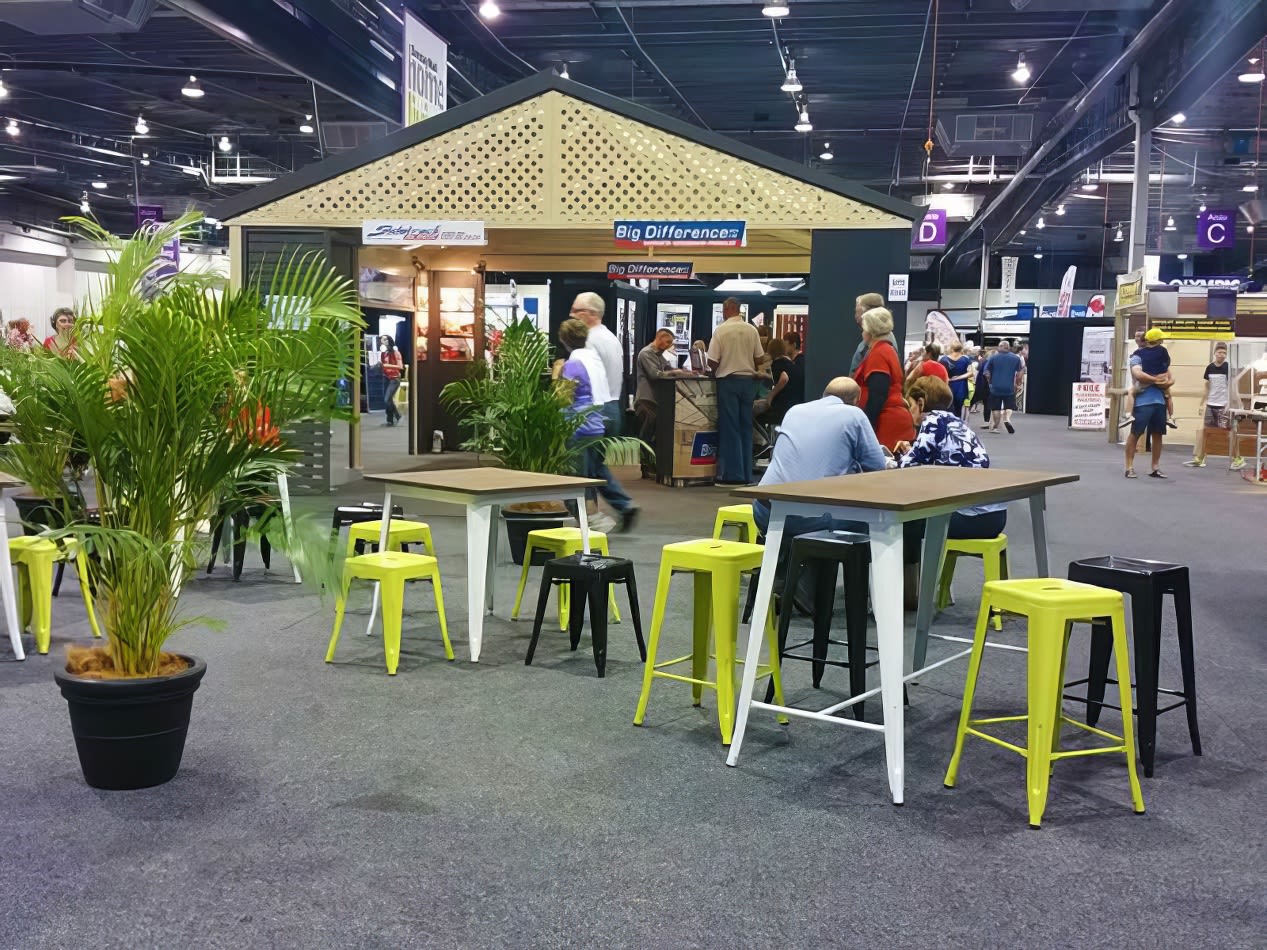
<box><xmin>1029</xmin><ymin>489</ymin><xmax>1050</xmax><ymax>577</ymax></box>
<box><xmin>0</xmin><ymin>495</ymin><xmax>24</xmax><ymax>660</ymax></box>
<box><xmin>726</xmin><ymin>504</ymin><xmax>785</xmax><ymax>766</ymax></box>
<box><xmin>576</xmin><ymin>493</ymin><xmax>591</xmax><ymax>553</ymax></box>
<box><xmin>364</xmin><ymin>490</ymin><xmax>393</xmax><ymax>637</ymax></box>
<box><xmin>912</xmin><ymin>513</ymin><xmax>951</xmax><ymax>672</ymax></box>
<box><xmin>484</xmin><ymin>504</ymin><xmax>498</xmax><ymax>614</ymax></box>
<box><xmin>276</xmin><ymin>472</ymin><xmax>302</xmax><ymax>584</ymax></box>
<box><xmin>868</xmin><ymin>516</ymin><xmax>906</xmax><ymax>805</ymax></box>
<box><xmin>466</xmin><ymin>502</ymin><xmax>493</xmax><ymax>662</ymax></box>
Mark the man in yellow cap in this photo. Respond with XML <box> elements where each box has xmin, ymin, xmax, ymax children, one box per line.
<box><xmin>1124</xmin><ymin>327</ymin><xmax>1173</xmax><ymax>478</ymax></box>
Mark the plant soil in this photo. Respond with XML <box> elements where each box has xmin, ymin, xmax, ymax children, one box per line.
<box><xmin>64</xmin><ymin>645</ymin><xmax>190</xmax><ymax>680</ymax></box>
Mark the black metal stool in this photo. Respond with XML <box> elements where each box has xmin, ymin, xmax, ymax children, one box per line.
<box><xmin>1065</xmin><ymin>555</ymin><xmax>1201</xmax><ymax>777</ymax></box>
<box><xmin>764</xmin><ymin>529</ymin><xmax>877</xmax><ymax>718</ymax></box>
<box><xmin>528</xmin><ymin>553</ymin><xmax>646</xmax><ymax>677</ymax></box>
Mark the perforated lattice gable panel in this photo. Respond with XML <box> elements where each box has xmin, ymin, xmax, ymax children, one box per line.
<box><xmin>231</xmin><ymin>92</ymin><xmax>907</xmax><ymax>230</ymax></box>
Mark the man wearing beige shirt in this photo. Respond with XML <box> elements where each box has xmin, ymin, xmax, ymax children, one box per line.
<box><xmin>707</xmin><ymin>297</ymin><xmax>764</xmax><ymax>485</ymax></box>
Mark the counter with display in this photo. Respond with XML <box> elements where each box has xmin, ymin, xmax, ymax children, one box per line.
<box><xmin>652</xmin><ymin>376</ymin><xmax>718</xmax><ymax>486</ymax></box>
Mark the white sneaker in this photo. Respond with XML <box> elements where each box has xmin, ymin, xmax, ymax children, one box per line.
<box><xmin>1182</xmin><ymin>458</ymin><xmax>1205</xmax><ymax>468</ymax></box>
<box><xmin>588</xmin><ymin>512</ymin><xmax>617</xmax><ymax>533</ymax></box>
<box><xmin>1230</xmin><ymin>457</ymin><xmax>1247</xmax><ymax>471</ymax></box>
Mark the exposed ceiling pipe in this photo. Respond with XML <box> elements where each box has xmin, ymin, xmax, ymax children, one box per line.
<box><xmin>940</xmin><ymin>0</ymin><xmax>1187</xmax><ymax>262</ymax></box>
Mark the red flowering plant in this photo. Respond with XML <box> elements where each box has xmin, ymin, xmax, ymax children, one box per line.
<box><xmin>0</xmin><ymin>213</ymin><xmax>358</xmax><ymax>677</ymax></box>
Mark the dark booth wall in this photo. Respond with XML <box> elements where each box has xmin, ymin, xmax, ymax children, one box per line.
<box><xmin>807</xmin><ymin>228</ymin><xmax>910</xmax><ymax>399</ymax></box>
<box><xmin>1024</xmin><ymin>317</ymin><xmax>1114</xmax><ymax>416</ymax></box>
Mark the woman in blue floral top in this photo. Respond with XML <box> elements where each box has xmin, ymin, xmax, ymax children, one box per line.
<box><xmin>895</xmin><ymin>376</ymin><xmax>1007</xmax><ymax>601</ymax></box>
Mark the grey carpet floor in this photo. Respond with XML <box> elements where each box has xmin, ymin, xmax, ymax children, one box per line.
<box><xmin>1</xmin><ymin>416</ymin><xmax>1263</xmax><ymax>949</ymax></box>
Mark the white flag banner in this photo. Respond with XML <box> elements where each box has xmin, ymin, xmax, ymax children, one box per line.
<box><xmin>1056</xmin><ymin>265</ymin><xmax>1077</xmax><ymax>318</ymax></box>
<box><xmin>1001</xmin><ymin>256</ymin><xmax>1018</xmax><ymax>307</ymax></box>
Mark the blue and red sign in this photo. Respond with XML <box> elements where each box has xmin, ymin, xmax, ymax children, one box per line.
<box><xmin>690</xmin><ymin>431</ymin><xmax>718</xmax><ymax>465</ymax></box>
<box><xmin>614</xmin><ymin>220</ymin><xmax>745</xmax><ymax>248</ymax></box>
<box><xmin>1196</xmin><ymin>209</ymin><xmax>1236</xmax><ymax>250</ymax></box>
<box><xmin>911</xmin><ymin>208</ymin><xmax>947</xmax><ymax>251</ymax></box>
<box><xmin>606</xmin><ymin>261</ymin><xmax>694</xmax><ymax>281</ymax></box>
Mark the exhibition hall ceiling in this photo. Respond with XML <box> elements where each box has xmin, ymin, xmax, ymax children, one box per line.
<box><xmin>0</xmin><ymin>0</ymin><xmax>1261</xmax><ymax>267</ymax></box>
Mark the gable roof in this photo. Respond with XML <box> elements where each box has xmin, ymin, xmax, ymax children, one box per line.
<box><xmin>216</xmin><ymin>72</ymin><xmax>919</xmax><ymax>229</ymax></box>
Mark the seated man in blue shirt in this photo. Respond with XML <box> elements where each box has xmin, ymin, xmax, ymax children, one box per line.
<box><xmin>751</xmin><ymin>377</ymin><xmax>889</xmax><ymax>605</ymax></box>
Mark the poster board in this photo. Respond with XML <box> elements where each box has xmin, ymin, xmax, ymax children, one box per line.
<box><xmin>1070</xmin><ymin>382</ymin><xmax>1107</xmax><ymax>430</ymax></box>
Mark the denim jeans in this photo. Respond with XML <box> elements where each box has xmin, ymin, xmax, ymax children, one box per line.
<box><xmin>382</xmin><ymin>377</ymin><xmax>401</xmax><ymax>424</ymax></box>
<box><xmin>715</xmin><ymin>375</ymin><xmax>755</xmax><ymax>483</ymax></box>
<box><xmin>565</xmin><ymin>441</ymin><xmax>634</xmax><ymax>517</ymax></box>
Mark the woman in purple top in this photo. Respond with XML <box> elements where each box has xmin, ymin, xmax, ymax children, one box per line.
<box><xmin>558</xmin><ymin>318</ymin><xmax>636</xmax><ymax>529</ymax></box>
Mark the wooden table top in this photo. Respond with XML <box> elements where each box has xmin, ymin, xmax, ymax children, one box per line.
<box><xmin>0</xmin><ymin>471</ymin><xmax>23</xmax><ymax>489</ymax></box>
<box><xmin>732</xmin><ymin>466</ymin><xmax>1078</xmax><ymax>512</ymax></box>
<box><xmin>365</xmin><ymin>467</ymin><xmax>603</xmax><ymax>495</ymax></box>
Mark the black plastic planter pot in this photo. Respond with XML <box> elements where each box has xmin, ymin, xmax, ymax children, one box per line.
<box><xmin>502</xmin><ymin>509</ymin><xmax>569</xmax><ymax>565</ymax></box>
<box><xmin>54</xmin><ymin>654</ymin><xmax>207</xmax><ymax>790</ymax></box>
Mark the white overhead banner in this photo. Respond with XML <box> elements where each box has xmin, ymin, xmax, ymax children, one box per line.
<box><xmin>362</xmin><ymin>220</ymin><xmax>485</xmax><ymax>246</ymax></box>
<box><xmin>1001</xmin><ymin>256</ymin><xmax>1018</xmax><ymax>307</ymax></box>
<box><xmin>403</xmin><ymin>11</ymin><xmax>447</xmax><ymax>125</ymax></box>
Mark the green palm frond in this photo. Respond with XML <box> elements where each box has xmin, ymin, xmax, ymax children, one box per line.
<box><xmin>0</xmin><ymin>213</ymin><xmax>359</xmax><ymax>675</ymax></box>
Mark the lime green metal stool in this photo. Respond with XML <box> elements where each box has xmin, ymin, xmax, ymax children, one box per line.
<box><xmin>634</xmin><ymin>539</ymin><xmax>785</xmax><ymax>745</ymax></box>
<box><xmin>511</xmin><ymin>527</ymin><xmax>619</xmax><ymax>629</ymax></box>
<box><xmin>9</xmin><ymin>536</ymin><xmax>102</xmax><ymax>654</ymax></box>
<box><xmin>944</xmin><ymin>577</ymin><xmax>1145</xmax><ymax>828</ymax></box>
<box><xmin>345</xmin><ymin>519</ymin><xmax>435</xmax><ymax>557</ymax></box>
<box><xmin>326</xmin><ymin>551</ymin><xmax>452</xmax><ymax>675</ymax></box>
<box><xmin>937</xmin><ymin>533</ymin><xmax>1010</xmax><ymax>631</ymax></box>
<box><xmin>712</xmin><ymin>504</ymin><xmax>759</xmax><ymax>543</ymax></box>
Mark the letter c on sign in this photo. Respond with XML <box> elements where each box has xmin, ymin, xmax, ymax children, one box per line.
<box><xmin>1206</xmin><ymin>223</ymin><xmax>1225</xmax><ymax>245</ymax></box>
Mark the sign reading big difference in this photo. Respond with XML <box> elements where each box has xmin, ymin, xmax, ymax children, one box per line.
<box><xmin>362</xmin><ymin>220</ymin><xmax>485</xmax><ymax>246</ymax></box>
<box><xmin>614</xmin><ymin>220</ymin><xmax>745</xmax><ymax>248</ymax></box>
<box><xmin>403</xmin><ymin>11</ymin><xmax>447</xmax><ymax>125</ymax></box>
<box><xmin>607</xmin><ymin>261</ymin><xmax>694</xmax><ymax>281</ymax></box>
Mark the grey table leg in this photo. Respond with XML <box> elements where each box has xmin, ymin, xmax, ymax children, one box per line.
<box><xmin>912</xmin><ymin>513</ymin><xmax>951</xmax><ymax>673</ymax></box>
<box><xmin>1029</xmin><ymin>490</ymin><xmax>1050</xmax><ymax>577</ymax></box>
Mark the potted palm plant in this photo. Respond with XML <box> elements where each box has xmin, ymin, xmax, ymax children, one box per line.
<box><xmin>440</xmin><ymin>315</ymin><xmax>643</xmax><ymax>563</ymax></box>
<box><xmin>0</xmin><ymin>213</ymin><xmax>358</xmax><ymax>790</ymax></box>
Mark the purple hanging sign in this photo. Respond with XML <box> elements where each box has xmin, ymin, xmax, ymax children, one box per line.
<box><xmin>911</xmin><ymin>208</ymin><xmax>947</xmax><ymax>251</ymax></box>
<box><xmin>135</xmin><ymin>204</ymin><xmax>163</xmax><ymax>231</ymax></box>
<box><xmin>1196</xmin><ymin>209</ymin><xmax>1236</xmax><ymax>249</ymax></box>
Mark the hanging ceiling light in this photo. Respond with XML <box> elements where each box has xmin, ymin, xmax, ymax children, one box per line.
<box><xmin>1035</xmin><ymin>216</ymin><xmax>1045</xmax><ymax>229</ymax></box>
<box><xmin>79</xmin><ymin>192</ymin><xmax>90</xmax><ymax>214</ymax></box>
<box><xmin>1019</xmin><ymin>229</ymin><xmax>1027</xmax><ymax>236</ymax></box>
<box><xmin>218</xmin><ymin>135</ymin><xmax>232</xmax><ymax>152</ymax></box>
<box><xmin>1199</xmin><ymin>201</ymin><xmax>1207</xmax><ymax>212</ymax></box>
<box><xmin>0</xmin><ymin>78</ymin><xmax>8</xmax><ymax>100</ymax></box>
<box><xmin>1114</xmin><ymin>225</ymin><xmax>1124</xmax><ymax>242</ymax></box>
<box><xmin>780</xmin><ymin>59</ymin><xmax>802</xmax><ymax>93</ymax></box>
<box><xmin>1055</xmin><ymin>203</ymin><xmax>1066</xmax><ymax>215</ymax></box>
<box><xmin>299</xmin><ymin>114</ymin><xmax>314</xmax><ymax>134</ymax></box>
<box><xmin>1164</xmin><ymin>215</ymin><xmax>1177</xmax><ymax>231</ymax></box>
<box><xmin>1239</xmin><ymin>57</ymin><xmax>1265</xmax><ymax>83</ymax></box>
<box><xmin>819</xmin><ymin>141</ymin><xmax>833</xmax><ymax>161</ymax></box>
<box><xmin>181</xmin><ymin>75</ymin><xmax>204</xmax><ymax>98</ymax></box>
<box><xmin>794</xmin><ymin>107</ymin><xmax>812</xmax><ymax>133</ymax></box>
<box><xmin>1170</xmin><ymin>112</ymin><xmax>1186</xmax><ymax>124</ymax></box>
<box><xmin>762</xmin><ymin>1</ymin><xmax>790</xmax><ymax>18</ymax></box>
<box><xmin>1177</xmin><ymin>253</ymin><xmax>1188</xmax><ymax>260</ymax></box>
<box><xmin>942</xmin><ymin>182</ymin><xmax>955</xmax><ymax>191</ymax></box>
<box><xmin>140</xmin><ymin>152</ymin><xmax>150</xmax><ymax>166</ymax></box>
<box><xmin>1081</xmin><ymin>170</ymin><xmax>1097</xmax><ymax>191</ymax></box>
<box><xmin>135</xmin><ymin>115</ymin><xmax>148</xmax><ymax>136</ymax></box>
<box><xmin>559</xmin><ymin>63</ymin><xmax>570</xmax><ymax>80</ymax></box>
<box><xmin>1011</xmin><ymin>53</ymin><xmax>1031</xmax><ymax>84</ymax></box>
<box><xmin>478</xmin><ymin>0</ymin><xmax>500</xmax><ymax>19</ymax></box>
<box><xmin>1243</xmin><ymin>183</ymin><xmax>1259</xmax><ymax>192</ymax></box>
<box><xmin>91</xmin><ymin>180</ymin><xmax>107</xmax><ymax>190</ymax></box>
<box><xmin>1248</xmin><ymin>224</ymin><xmax>1255</xmax><ymax>233</ymax></box>
<box><xmin>4</xmin><ymin>118</ymin><xmax>17</xmax><ymax>137</ymax></box>
<box><xmin>1033</xmin><ymin>250</ymin><xmax>1043</xmax><ymax>259</ymax></box>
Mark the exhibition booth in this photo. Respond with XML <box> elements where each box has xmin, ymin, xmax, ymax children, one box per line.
<box><xmin>214</xmin><ymin>73</ymin><xmax>918</xmax><ymax>490</ymax></box>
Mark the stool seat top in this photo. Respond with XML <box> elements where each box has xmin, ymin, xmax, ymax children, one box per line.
<box><xmin>528</xmin><ymin>526</ymin><xmax>608</xmax><ymax>542</ymax></box>
<box><xmin>663</xmin><ymin>538</ymin><xmax>764</xmax><ymax>561</ymax></box>
<box><xmin>716</xmin><ymin>504</ymin><xmax>756</xmax><ymax>516</ymax></box>
<box><xmin>548</xmin><ymin>553</ymin><xmax>631</xmax><ymax>572</ymax></box>
<box><xmin>795</xmin><ymin>529</ymin><xmax>870</xmax><ymax>547</ymax></box>
<box><xmin>983</xmin><ymin>577</ymin><xmax>1122</xmax><ymax>610</ymax></box>
<box><xmin>1070</xmin><ymin>555</ymin><xmax>1184</xmax><ymax>575</ymax></box>
<box><xmin>346</xmin><ymin>551</ymin><xmax>438</xmax><ymax>570</ymax></box>
<box><xmin>349</xmin><ymin>519</ymin><xmax>430</xmax><ymax>532</ymax></box>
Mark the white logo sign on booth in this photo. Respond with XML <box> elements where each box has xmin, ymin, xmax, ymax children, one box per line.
<box><xmin>403</xmin><ymin>12</ymin><xmax>447</xmax><ymax>125</ymax></box>
<box><xmin>888</xmin><ymin>273</ymin><xmax>909</xmax><ymax>302</ymax></box>
<box><xmin>362</xmin><ymin>220</ymin><xmax>485</xmax><ymax>246</ymax></box>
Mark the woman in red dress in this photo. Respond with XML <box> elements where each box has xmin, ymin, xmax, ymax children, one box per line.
<box><xmin>854</xmin><ymin>306</ymin><xmax>915</xmax><ymax>450</ymax></box>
